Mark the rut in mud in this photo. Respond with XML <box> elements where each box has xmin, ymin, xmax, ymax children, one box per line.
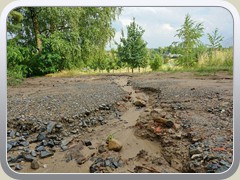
<box><xmin>7</xmin><ymin>72</ymin><xmax>233</xmax><ymax>173</ymax></box>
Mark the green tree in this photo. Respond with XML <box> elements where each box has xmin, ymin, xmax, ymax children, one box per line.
<box><xmin>207</xmin><ymin>28</ymin><xmax>224</xmax><ymax>49</ymax></box>
<box><xmin>117</xmin><ymin>18</ymin><xmax>148</xmax><ymax>73</ymax></box>
<box><xmin>7</xmin><ymin>7</ymin><xmax>121</xmax><ymax>77</ymax></box>
<box><xmin>175</xmin><ymin>14</ymin><xmax>204</xmax><ymax>67</ymax></box>
<box><xmin>150</xmin><ymin>54</ymin><xmax>163</xmax><ymax>71</ymax></box>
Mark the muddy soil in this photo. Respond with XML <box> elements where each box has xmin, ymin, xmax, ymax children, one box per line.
<box><xmin>6</xmin><ymin>72</ymin><xmax>233</xmax><ymax>173</ymax></box>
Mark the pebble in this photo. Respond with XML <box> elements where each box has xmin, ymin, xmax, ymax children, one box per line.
<box><xmin>22</xmin><ymin>153</ymin><xmax>35</xmax><ymax>162</ymax></box>
<box><xmin>31</xmin><ymin>159</ymin><xmax>40</xmax><ymax>169</ymax></box>
<box><xmin>60</xmin><ymin>145</ymin><xmax>68</xmax><ymax>151</ymax></box>
<box><xmin>15</xmin><ymin>164</ymin><xmax>23</xmax><ymax>170</ymax></box>
<box><xmin>98</xmin><ymin>145</ymin><xmax>107</xmax><ymax>154</ymax></box>
<box><xmin>31</xmin><ymin>150</ymin><xmax>37</xmax><ymax>157</ymax></box>
<box><xmin>7</xmin><ymin>143</ymin><xmax>12</xmax><ymax>152</ymax></box>
<box><xmin>61</xmin><ymin>137</ymin><xmax>73</xmax><ymax>146</ymax></box>
<box><xmin>40</xmin><ymin>151</ymin><xmax>54</xmax><ymax>158</ymax></box>
<box><xmin>37</xmin><ymin>132</ymin><xmax>47</xmax><ymax>141</ymax></box>
<box><xmin>47</xmin><ymin>139</ymin><xmax>55</xmax><ymax>148</ymax></box>
<box><xmin>84</xmin><ymin>140</ymin><xmax>92</xmax><ymax>146</ymax></box>
<box><xmin>108</xmin><ymin>139</ymin><xmax>122</xmax><ymax>152</ymax></box>
<box><xmin>191</xmin><ymin>154</ymin><xmax>203</xmax><ymax>160</ymax></box>
<box><xmin>36</xmin><ymin>146</ymin><xmax>45</xmax><ymax>152</ymax></box>
<box><xmin>47</xmin><ymin>121</ymin><xmax>56</xmax><ymax>133</ymax></box>
<box><xmin>19</xmin><ymin>141</ymin><xmax>29</xmax><ymax>147</ymax></box>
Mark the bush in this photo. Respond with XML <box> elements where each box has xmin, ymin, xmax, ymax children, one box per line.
<box><xmin>150</xmin><ymin>54</ymin><xmax>163</xmax><ymax>71</ymax></box>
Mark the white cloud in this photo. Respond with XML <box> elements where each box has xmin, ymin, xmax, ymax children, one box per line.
<box><xmin>107</xmin><ymin>7</ymin><xmax>233</xmax><ymax>49</ymax></box>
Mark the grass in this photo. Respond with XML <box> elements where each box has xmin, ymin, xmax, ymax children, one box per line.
<box><xmin>10</xmin><ymin>48</ymin><xmax>233</xmax><ymax>80</ymax></box>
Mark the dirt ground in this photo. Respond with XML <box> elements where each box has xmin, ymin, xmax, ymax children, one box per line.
<box><xmin>6</xmin><ymin>72</ymin><xmax>233</xmax><ymax>173</ymax></box>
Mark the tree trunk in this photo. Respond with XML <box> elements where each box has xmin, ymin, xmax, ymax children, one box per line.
<box><xmin>29</xmin><ymin>8</ymin><xmax>42</xmax><ymax>52</ymax></box>
<box><xmin>138</xmin><ymin>67</ymin><xmax>140</xmax><ymax>72</ymax></box>
<box><xmin>132</xmin><ymin>68</ymin><xmax>134</xmax><ymax>73</ymax></box>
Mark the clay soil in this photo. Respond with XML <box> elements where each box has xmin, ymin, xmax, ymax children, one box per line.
<box><xmin>7</xmin><ymin>72</ymin><xmax>233</xmax><ymax>173</ymax></box>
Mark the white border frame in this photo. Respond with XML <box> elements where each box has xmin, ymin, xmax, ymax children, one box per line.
<box><xmin>0</xmin><ymin>0</ymin><xmax>239</xmax><ymax>179</ymax></box>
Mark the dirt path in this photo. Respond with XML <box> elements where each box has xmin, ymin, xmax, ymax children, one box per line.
<box><xmin>7</xmin><ymin>72</ymin><xmax>233</xmax><ymax>173</ymax></box>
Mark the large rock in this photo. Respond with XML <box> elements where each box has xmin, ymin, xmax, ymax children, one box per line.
<box><xmin>108</xmin><ymin>139</ymin><xmax>122</xmax><ymax>152</ymax></box>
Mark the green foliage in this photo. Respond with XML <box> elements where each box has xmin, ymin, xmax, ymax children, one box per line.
<box><xmin>175</xmin><ymin>14</ymin><xmax>204</xmax><ymax>67</ymax></box>
<box><xmin>117</xmin><ymin>18</ymin><xmax>148</xmax><ymax>72</ymax></box>
<box><xmin>7</xmin><ymin>7</ymin><xmax>121</xmax><ymax>83</ymax></box>
<box><xmin>207</xmin><ymin>28</ymin><xmax>224</xmax><ymax>49</ymax></box>
<box><xmin>150</xmin><ymin>54</ymin><xmax>163</xmax><ymax>71</ymax></box>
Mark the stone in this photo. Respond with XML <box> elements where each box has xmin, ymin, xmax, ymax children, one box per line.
<box><xmin>105</xmin><ymin>160</ymin><xmax>111</xmax><ymax>166</ymax></box>
<box><xmin>47</xmin><ymin>121</ymin><xmax>56</xmax><ymax>133</ymax></box>
<box><xmin>98</xmin><ymin>145</ymin><xmax>107</xmax><ymax>154</ymax></box>
<box><xmin>55</xmin><ymin>124</ymin><xmax>63</xmax><ymax>129</ymax></box>
<box><xmin>61</xmin><ymin>137</ymin><xmax>73</xmax><ymax>146</ymax></box>
<box><xmin>133</xmin><ymin>99</ymin><xmax>146</xmax><ymax>107</ymax></box>
<box><xmin>15</xmin><ymin>164</ymin><xmax>23</xmax><ymax>170</ymax></box>
<box><xmin>189</xmin><ymin>147</ymin><xmax>202</xmax><ymax>156</ymax></box>
<box><xmin>22</xmin><ymin>153</ymin><xmax>35</xmax><ymax>162</ymax></box>
<box><xmin>191</xmin><ymin>154</ymin><xmax>203</xmax><ymax>160</ymax></box>
<box><xmin>47</xmin><ymin>139</ymin><xmax>55</xmax><ymax>148</ymax></box>
<box><xmin>37</xmin><ymin>132</ymin><xmax>47</xmax><ymax>141</ymax></box>
<box><xmin>8</xmin><ymin>141</ymin><xmax>18</xmax><ymax>147</ymax></box>
<box><xmin>36</xmin><ymin>146</ymin><xmax>45</xmax><ymax>152</ymax></box>
<box><xmin>108</xmin><ymin>139</ymin><xmax>122</xmax><ymax>152</ymax></box>
<box><xmin>9</xmin><ymin>130</ymin><xmax>15</xmax><ymax>138</ymax></box>
<box><xmin>60</xmin><ymin>145</ymin><xmax>68</xmax><ymax>151</ymax></box>
<box><xmin>112</xmin><ymin>161</ymin><xmax>119</xmax><ymax>168</ymax></box>
<box><xmin>31</xmin><ymin>150</ymin><xmax>37</xmax><ymax>157</ymax></box>
<box><xmin>31</xmin><ymin>159</ymin><xmax>40</xmax><ymax>169</ymax></box>
<box><xmin>19</xmin><ymin>141</ymin><xmax>29</xmax><ymax>147</ymax></box>
<box><xmin>40</xmin><ymin>151</ymin><xmax>53</xmax><ymax>158</ymax></box>
<box><xmin>84</xmin><ymin>140</ymin><xmax>92</xmax><ymax>146</ymax></box>
<box><xmin>7</xmin><ymin>143</ymin><xmax>12</xmax><ymax>152</ymax></box>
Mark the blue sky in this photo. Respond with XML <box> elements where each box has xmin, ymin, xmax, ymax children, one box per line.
<box><xmin>107</xmin><ymin>7</ymin><xmax>233</xmax><ymax>49</ymax></box>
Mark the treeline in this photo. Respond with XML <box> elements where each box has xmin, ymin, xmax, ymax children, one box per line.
<box><xmin>7</xmin><ymin>8</ymin><xmax>232</xmax><ymax>84</ymax></box>
<box><xmin>7</xmin><ymin>7</ymin><xmax>121</xmax><ymax>80</ymax></box>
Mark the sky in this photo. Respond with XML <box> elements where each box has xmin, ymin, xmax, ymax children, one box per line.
<box><xmin>107</xmin><ymin>7</ymin><xmax>233</xmax><ymax>49</ymax></box>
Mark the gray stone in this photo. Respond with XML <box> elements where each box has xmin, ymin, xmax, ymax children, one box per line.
<box><xmin>61</xmin><ymin>137</ymin><xmax>73</xmax><ymax>146</ymax></box>
<box><xmin>19</xmin><ymin>141</ymin><xmax>29</xmax><ymax>147</ymax></box>
<box><xmin>10</xmin><ymin>130</ymin><xmax>15</xmax><ymax>138</ymax></box>
<box><xmin>112</xmin><ymin>161</ymin><xmax>119</xmax><ymax>168</ymax></box>
<box><xmin>47</xmin><ymin>121</ymin><xmax>56</xmax><ymax>133</ymax></box>
<box><xmin>105</xmin><ymin>160</ymin><xmax>111</xmax><ymax>166</ymax></box>
<box><xmin>40</xmin><ymin>151</ymin><xmax>53</xmax><ymax>158</ymax></box>
<box><xmin>22</xmin><ymin>153</ymin><xmax>35</xmax><ymax>162</ymax></box>
<box><xmin>31</xmin><ymin>150</ymin><xmax>37</xmax><ymax>157</ymax></box>
<box><xmin>15</xmin><ymin>164</ymin><xmax>23</xmax><ymax>170</ymax></box>
<box><xmin>61</xmin><ymin>145</ymin><xmax>68</xmax><ymax>151</ymax></box>
<box><xmin>36</xmin><ymin>146</ymin><xmax>45</xmax><ymax>152</ymax></box>
<box><xmin>47</xmin><ymin>139</ymin><xmax>55</xmax><ymax>148</ymax></box>
<box><xmin>7</xmin><ymin>143</ymin><xmax>12</xmax><ymax>152</ymax></box>
<box><xmin>37</xmin><ymin>132</ymin><xmax>46</xmax><ymax>141</ymax></box>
